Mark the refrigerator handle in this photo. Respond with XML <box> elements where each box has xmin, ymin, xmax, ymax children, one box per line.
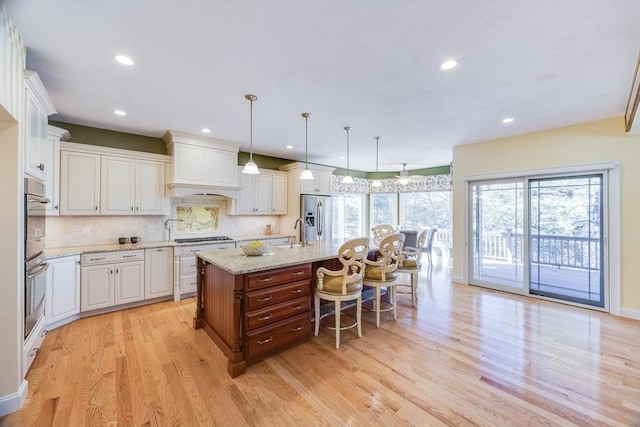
<box><xmin>317</xmin><ymin>200</ymin><xmax>323</xmax><ymax>238</ymax></box>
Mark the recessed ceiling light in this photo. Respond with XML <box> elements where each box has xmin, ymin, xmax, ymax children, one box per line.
<box><xmin>113</xmin><ymin>110</ymin><xmax>127</xmax><ymax>116</ymax></box>
<box><xmin>115</xmin><ymin>55</ymin><xmax>134</xmax><ymax>66</ymax></box>
<box><xmin>286</xmin><ymin>145</ymin><xmax>293</xmax><ymax>150</ymax></box>
<box><xmin>201</xmin><ymin>128</ymin><xmax>211</xmax><ymax>133</ymax></box>
<box><xmin>502</xmin><ymin>117</ymin><xmax>515</xmax><ymax>124</ymax></box>
<box><xmin>441</xmin><ymin>60</ymin><xmax>458</xmax><ymax>70</ymax></box>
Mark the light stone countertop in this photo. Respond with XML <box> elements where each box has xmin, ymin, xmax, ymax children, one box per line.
<box><xmin>196</xmin><ymin>239</ymin><xmax>348</xmax><ymax>275</ymax></box>
<box><xmin>43</xmin><ymin>234</ymin><xmax>292</xmax><ymax>260</ymax></box>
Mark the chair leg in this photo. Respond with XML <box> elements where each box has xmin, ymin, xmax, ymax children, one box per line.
<box><xmin>356</xmin><ymin>296</ymin><xmax>362</xmax><ymax>338</ymax></box>
<box><xmin>314</xmin><ymin>293</ymin><xmax>320</xmax><ymax>336</ymax></box>
<box><xmin>391</xmin><ymin>285</ymin><xmax>398</xmax><ymax>320</ymax></box>
<box><xmin>375</xmin><ymin>286</ymin><xmax>381</xmax><ymax>328</ymax></box>
<box><xmin>335</xmin><ymin>300</ymin><xmax>341</xmax><ymax>349</ymax></box>
<box><xmin>411</xmin><ymin>272</ymin><xmax>417</xmax><ymax>307</ymax></box>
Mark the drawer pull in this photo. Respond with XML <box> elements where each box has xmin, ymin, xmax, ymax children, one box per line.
<box><xmin>190</xmin><ymin>264</ymin><xmax>196</xmax><ymax>268</ymax></box>
<box><xmin>257</xmin><ymin>336</ymin><xmax>273</xmax><ymax>345</ymax></box>
<box><xmin>90</xmin><ymin>257</ymin><xmax>106</xmax><ymax>261</ymax></box>
<box><xmin>290</xmin><ymin>326</ymin><xmax>304</xmax><ymax>332</ymax></box>
<box><xmin>257</xmin><ymin>277</ymin><xmax>274</xmax><ymax>283</ymax></box>
<box><xmin>290</xmin><ymin>271</ymin><xmax>305</xmax><ymax>276</ymax></box>
<box><xmin>291</xmin><ymin>289</ymin><xmax>303</xmax><ymax>294</ymax></box>
<box><xmin>291</xmin><ymin>305</ymin><xmax>303</xmax><ymax>311</ymax></box>
<box><xmin>256</xmin><ymin>295</ymin><xmax>273</xmax><ymax>302</ymax></box>
<box><xmin>257</xmin><ymin>314</ymin><xmax>273</xmax><ymax>321</ymax></box>
<box><xmin>122</xmin><ymin>254</ymin><xmax>137</xmax><ymax>258</ymax></box>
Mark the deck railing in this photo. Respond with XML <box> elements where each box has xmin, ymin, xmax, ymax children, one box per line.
<box><xmin>480</xmin><ymin>230</ymin><xmax>600</xmax><ymax>270</ymax></box>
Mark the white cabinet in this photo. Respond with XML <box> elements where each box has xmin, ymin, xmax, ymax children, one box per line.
<box><xmin>60</xmin><ymin>150</ymin><xmax>101</xmax><ymax>215</ymax></box>
<box><xmin>175</xmin><ymin>243</ymin><xmax>235</xmax><ymax>296</ymax></box>
<box><xmin>59</xmin><ymin>142</ymin><xmax>170</xmax><ymax>216</ymax></box>
<box><xmin>145</xmin><ymin>247</ymin><xmax>173</xmax><ymax>299</ymax></box>
<box><xmin>45</xmin><ymin>255</ymin><xmax>80</xmax><ymax>327</ymax></box>
<box><xmin>229</xmin><ymin>170</ymin><xmax>288</xmax><ymax>215</ymax></box>
<box><xmin>80</xmin><ymin>250</ymin><xmax>145</xmax><ymax>312</ymax></box>
<box><xmin>42</xmin><ymin>126</ymin><xmax>70</xmax><ymax>215</ymax></box>
<box><xmin>24</xmin><ymin>71</ymin><xmax>56</xmax><ymax>181</ymax></box>
<box><xmin>300</xmin><ymin>170</ymin><xmax>332</xmax><ymax>195</ymax></box>
<box><xmin>164</xmin><ymin>130</ymin><xmax>241</xmax><ymax>191</ymax></box>
<box><xmin>101</xmin><ymin>157</ymin><xmax>167</xmax><ymax>215</ymax></box>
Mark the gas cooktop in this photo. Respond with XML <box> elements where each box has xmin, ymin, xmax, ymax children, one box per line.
<box><xmin>173</xmin><ymin>236</ymin><xmax>233</xmax><ymax>243</ymax></box>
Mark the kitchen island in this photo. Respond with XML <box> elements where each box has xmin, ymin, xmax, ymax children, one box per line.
<box><xmin>194</xmin><ymin>240</ymin><xmax>345</xmax><ymax>377</ymax></box>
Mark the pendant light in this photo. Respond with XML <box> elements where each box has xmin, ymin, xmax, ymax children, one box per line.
<box><xmin>396</xmin><ymin>163</ymin><xmax>410</xmax><ymax>185</ymax></box>
<box><xmin>241</xmin><ymin>94</ymin><xmax>260</xmax><ymax>174</ymax></box>
<box><xmin>371</xmin><ymin>136</ymin><xmax>382</xmax><ymax>188</ymax></box>
<box><xmin>300</xmin><ymin>113</ymin><xmax>314</xmax><ymax>180</ymax></box>
<box><xmin>342</xmin><ymin>126</ymin><xmax>354</xmax><ymax>184</ymax></box>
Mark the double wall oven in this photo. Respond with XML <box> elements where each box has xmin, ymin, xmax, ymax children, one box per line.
<box><xmin>25</xmin><ymin>177</ymin><xmax>49</xmax><ymax>338</ymax></box>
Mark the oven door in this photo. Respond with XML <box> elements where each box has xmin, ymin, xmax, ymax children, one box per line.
<box><xmin>25</xmin><ymin>192</ymin><xmax>48</xmax><ymax>261</ymax></box>
<box><xmin>25</xmin><ymin>257</ymin><xmax>48</xmax><ymax>338</ymax></box>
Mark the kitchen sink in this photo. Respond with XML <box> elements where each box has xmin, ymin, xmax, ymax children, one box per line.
<box><xmin>273</xmin><ymin>243</ymin><xmax>313</xmax><ymax>249</ymax></box>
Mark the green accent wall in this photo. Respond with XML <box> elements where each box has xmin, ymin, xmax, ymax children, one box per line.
<box><xmin>51</xmin><ymin>121</ymin><xmax>451</xmax><ymax>175</ymax></box>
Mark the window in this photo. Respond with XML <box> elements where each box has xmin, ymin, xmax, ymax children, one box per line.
<box><xmin>399</xmin><ymin>191</ymin><xmax>451</xmax><ymax>231</ymax></box>
<box><xmin>332</xmin><ymin>193</ymin><xmax>366</xmax><ymax>239</ymax></box>
<box><xmin>370</xmin><ymin>193</ymin><xmax>398</xmax><ymax>228</ymax></box>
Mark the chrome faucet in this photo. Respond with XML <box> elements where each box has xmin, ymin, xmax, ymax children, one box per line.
<box><xmin>293</xmin><ymin>218</ymin><xmax>306</xmax><ymax>247</ymax></box>
<box><xmin>164</xmin><ymin>218</ymin><xmax>185</xmax><ymax>242</ymax></box>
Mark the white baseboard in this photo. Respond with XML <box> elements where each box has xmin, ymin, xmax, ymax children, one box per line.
<box><xmin>0</xmin><ymin>379</ymin><xmax>28</xmax><ymax>417</ymax></box>
<box><xmin>451</xmin><ymin>275</ymin><xmax>464</xmax><ymax>284</ymax></box>
<box><xmin>620</xmin><ymin>307</ymin><xmax>640</xmax><ymax>320</ymax></box>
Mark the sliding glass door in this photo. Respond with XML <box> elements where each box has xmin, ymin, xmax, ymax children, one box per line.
<box><xmin>469</xmin><ymin>173</ymin><xmax>606</xmax><ymax>309</ymax></box>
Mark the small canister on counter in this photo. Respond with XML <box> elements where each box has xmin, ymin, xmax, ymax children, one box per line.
<box><xmin>265</xmin><ymin>224</ymin><xmax>272</xmax><ymax>235</ymax></box>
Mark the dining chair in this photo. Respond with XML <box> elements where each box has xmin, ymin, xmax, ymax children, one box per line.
<box><xmin>363</xmin><ymin>232</ymin><xmax>405</xmax><ymax>327</ymax></box>
<box><xmin>371</xmin><ymin>223</ymin><xmax>395</xmax><ymax>239</ymax></box>
<box><xmin>397</xmin><ymin>228</ymin><xmax>430</xmax><ymax>307</ymax></box>
<box><xmin>314</xmin><ymin>237</ymin><xmax>370</xmax><ymax>349</ymax></box>
<box><xmin>424</xmin><ymin>228</ymin><xmax>437</xmax><ymax>266</ymax></box>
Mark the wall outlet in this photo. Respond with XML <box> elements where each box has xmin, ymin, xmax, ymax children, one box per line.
<box><xmin>82</xmin><ymin>227</ymin><xmax>90</xmax><ymax>235</ymax></box>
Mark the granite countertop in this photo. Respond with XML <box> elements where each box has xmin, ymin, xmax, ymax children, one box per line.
<box><xmin>196</xmin><ymin>239</ymin><xmax>347</xmax><ymax>275</ymax></box>
<box><xmin>43</xmin><ymin>234</ymin><xmax>292</xmax><ymax>259</ymax></box>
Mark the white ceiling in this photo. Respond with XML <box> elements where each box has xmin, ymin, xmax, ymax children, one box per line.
<box><xmin>5</xmin><ymin>0</ymin><xmax>640</xmax><ymax>172</ymax></box>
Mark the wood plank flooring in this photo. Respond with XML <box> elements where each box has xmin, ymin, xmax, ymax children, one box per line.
<box><xmin>2</xmin><ymin>264</ymin><xmax>639</xmax><ymax>426</ymax></box>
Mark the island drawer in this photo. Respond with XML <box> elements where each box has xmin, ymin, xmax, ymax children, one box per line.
<box><xmin>245</xmin><ymin>313</ymin><xmax>310</xmax><ymax>359</ymax></box>
<box><xmin>246</xmin><ymin>264</ymin><xmax>311</xmax><ymax>290</ymax></box>
<box><xmin>245</xmin><ymin>280</ymin><xmax>310</xmax><ymax>310</ymax></box>
<box><xmin>245</xmin><ymin>295</ymin><xmax>310</xmax><ymax>330</ymax></box>
<box><xmin>82</xmin><ymin>250</ymin><xmax>144</xmax><ymax>266</ymax></box>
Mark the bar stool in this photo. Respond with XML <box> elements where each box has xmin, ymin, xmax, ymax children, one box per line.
<box><xmin>363</xmin><ymin>233</ymin><xmax>405</xmax><ymax>327</ymax></box>
<box><xmin>315</xmin><ymin>238</ymin><xmax>370</xmax><ymax>349</ymax></box>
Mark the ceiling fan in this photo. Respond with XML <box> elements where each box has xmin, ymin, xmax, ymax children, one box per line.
<box><xmin>395</xmin><ymin>163</ymin><xmax>427</xmax><ymax>184</ymax></box>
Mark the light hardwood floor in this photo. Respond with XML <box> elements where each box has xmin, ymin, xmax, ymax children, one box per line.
<box><xmin>2</xmin><ymin>264</ymin><xmax>639</xmax><ymax>426</ymax></box>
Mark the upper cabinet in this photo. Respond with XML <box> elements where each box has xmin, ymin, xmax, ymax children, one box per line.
<box><xmin>229</xmin><ymin>169</ymin><xmax>288</xmax><ymax>215</ymax></box>
<box><xmin>24</xmin><ymin>71</ymin><xmax>57</xmax><ymax>181</ymax></box>
<box><xmin>279</xmin><ymin>162</ymin><xmax>335</xmax><ymax>197</ymax></box>
<box><xmin>163</xmin><ymin>130</ymin><xmax>241</xmax><ymax>197</ymax></box>
<box><xmin>43</xmin><ymin>125</ymin><xmax>71</xmax><ymax>215</ymax></box>
<box><xmin>59</xmin><ymin>142</ymin><xmax>170</xmax><ymax>216</ymax></box>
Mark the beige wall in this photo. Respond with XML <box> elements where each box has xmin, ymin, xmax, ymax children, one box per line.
<box><xmin>452</xmin><ymin>117</ymin><xmax>640</xmax><ymax>314</ymax></box>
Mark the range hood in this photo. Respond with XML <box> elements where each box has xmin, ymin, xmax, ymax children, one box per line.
<box><xmin>164</xmin><ymin>130</ymin><xmax>242</xmax><ymax>199</ymax></box>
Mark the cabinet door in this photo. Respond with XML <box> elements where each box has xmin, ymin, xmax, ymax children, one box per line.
<box><xmin>60</xmin><ymin>151</ymin><xmax>101</xmax><ymax>215</ymax></box>
<box><xmin>300</xmin><ymin>174</ymin><xmax>317</xmax><ymax>195</ymax></box>
<box><xmin>207</xmin><ymin>148</ymin><xmax>239</xmax><ymax>187</ymax></box>
<box><xmin>254</xmin><ymin>173</ymin><xmax>272</xmax><ymax>214</ymax></box>
<box><xmin>271</xmin><ymin>174</ymin><xmax>287</xmax><ymax>214</ymax></box>
<box><xmin>115</xmin><ymin>261</ymin><xmax>145</xmax><ymax>305</ymax></box>
<box><xmin>41</xmin><ymin>134</ymin><xmax>60</xmax><ymax>215</ymax></box>
<box><xmin>101</xmin><ymin>156</ymin><xmax>135</xmax><ymax>215</ymax></box>
<box><xmin>81</xmin><ymin>264</ymin><xmax>114</xmax><ymax>311</ymax></box>
<box><xmin>316</xmin><ymin>171</ymin><xmax>333</xmax><ymax>195</ymax></box>
<box><xmin>145</xmin><ymin>248</ymin><xmax>173</xmax><ymax>298</ymax></box>
<box><xmin>46</xmin><ymin>255</ymin><xmax>80</xmax><ymax>325</ymax></box>
<box><xmin>24</xmin><ymin>91</ymin><xmax>46</xmax><ymax>180</ymax></box>
<box><xmin>136</xmin><ymin>160</ymin><xmax>167</xmax><ymax>214</ymax></box>
<box><xmin>173</xmin><ymin>143</ymin><xmax>208</xmax><ymax>184</ymax></box>
<box><xmin>237</xmin><ymin>172</ymin><xmax>256</xmax><ymax>214</ymax></box>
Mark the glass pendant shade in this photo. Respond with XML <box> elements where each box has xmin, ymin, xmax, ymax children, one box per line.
<box><xmin>342</xmin><ymin>174</ymin><xmax>354</xmax><ymax>184</ymax></box>
<box><xmin>242</xmin><ymin>94</ymin><xmax>260</xmax><ymax>174</ymax></box>
<box><xmin>371</xmin><ymin>179</ymin><xmax>382</xmax><ymax>187</ymax></box>
<box><xmin>300</xmin><ymin>112</ymin><xmax>314</xmax><ymax>180</ymax></box>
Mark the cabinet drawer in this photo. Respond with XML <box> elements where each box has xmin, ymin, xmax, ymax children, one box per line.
<box><xmin>246</xmin><ymin>264</ymin><xmax>311</xmax><ymax>291</ymax></box>
<box><xmin>181</xmin><ymin>274</ymin><xmax>197</xmax><ymax>293</ymax></box>
<box><xmin>245</xmin><ymin>313</ymin><xmax>310</xmax><ymax>359</ymax></box>
<box><xmin>245</xmin><ymin>295</ymin><xmax>310</xmax><ymax>330</ymax></box>
<box><xmin>181</xmin><ymin>243</ymin><xmax>235</xmax><ymax>255</ymax></box>
<box><xmin>181</xmin><ymin>255</ymin><xmax>197</xmax><ymax>275</ymax></box>
<box><xmin>82</xmin><ymin>250</ymin><xmax>144</xmax><ymax>266</ymax></box>
<box><xmin>245</xmin><ymin>280</ymin><xmax>310</xmax><ymax>310</ymax></box>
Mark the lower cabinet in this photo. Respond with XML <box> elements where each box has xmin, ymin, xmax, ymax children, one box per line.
<box><xmin>80</xmin><ymin>250</ymin><xmax>145</xmax><ymax>312</ymax></box>
<box><xmin>144</xmin><ymin>247</ymin><xmax>173</xmax><ymax>298</ymax></box>
<box><xmin>175</xmin><ymin>242</ymin><xmax>235</xmax><ymax>297</ymax></box>
<box><xmin>45</xmin><ymin>254</ymin><xmax>80</xmax><ymax>327</ymax></box>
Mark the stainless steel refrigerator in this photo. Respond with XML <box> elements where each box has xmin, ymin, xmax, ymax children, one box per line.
<box><xmin>301</xmin><ymin>195</ymin><xmax>332</xmax><ymax>242</ymax></box>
